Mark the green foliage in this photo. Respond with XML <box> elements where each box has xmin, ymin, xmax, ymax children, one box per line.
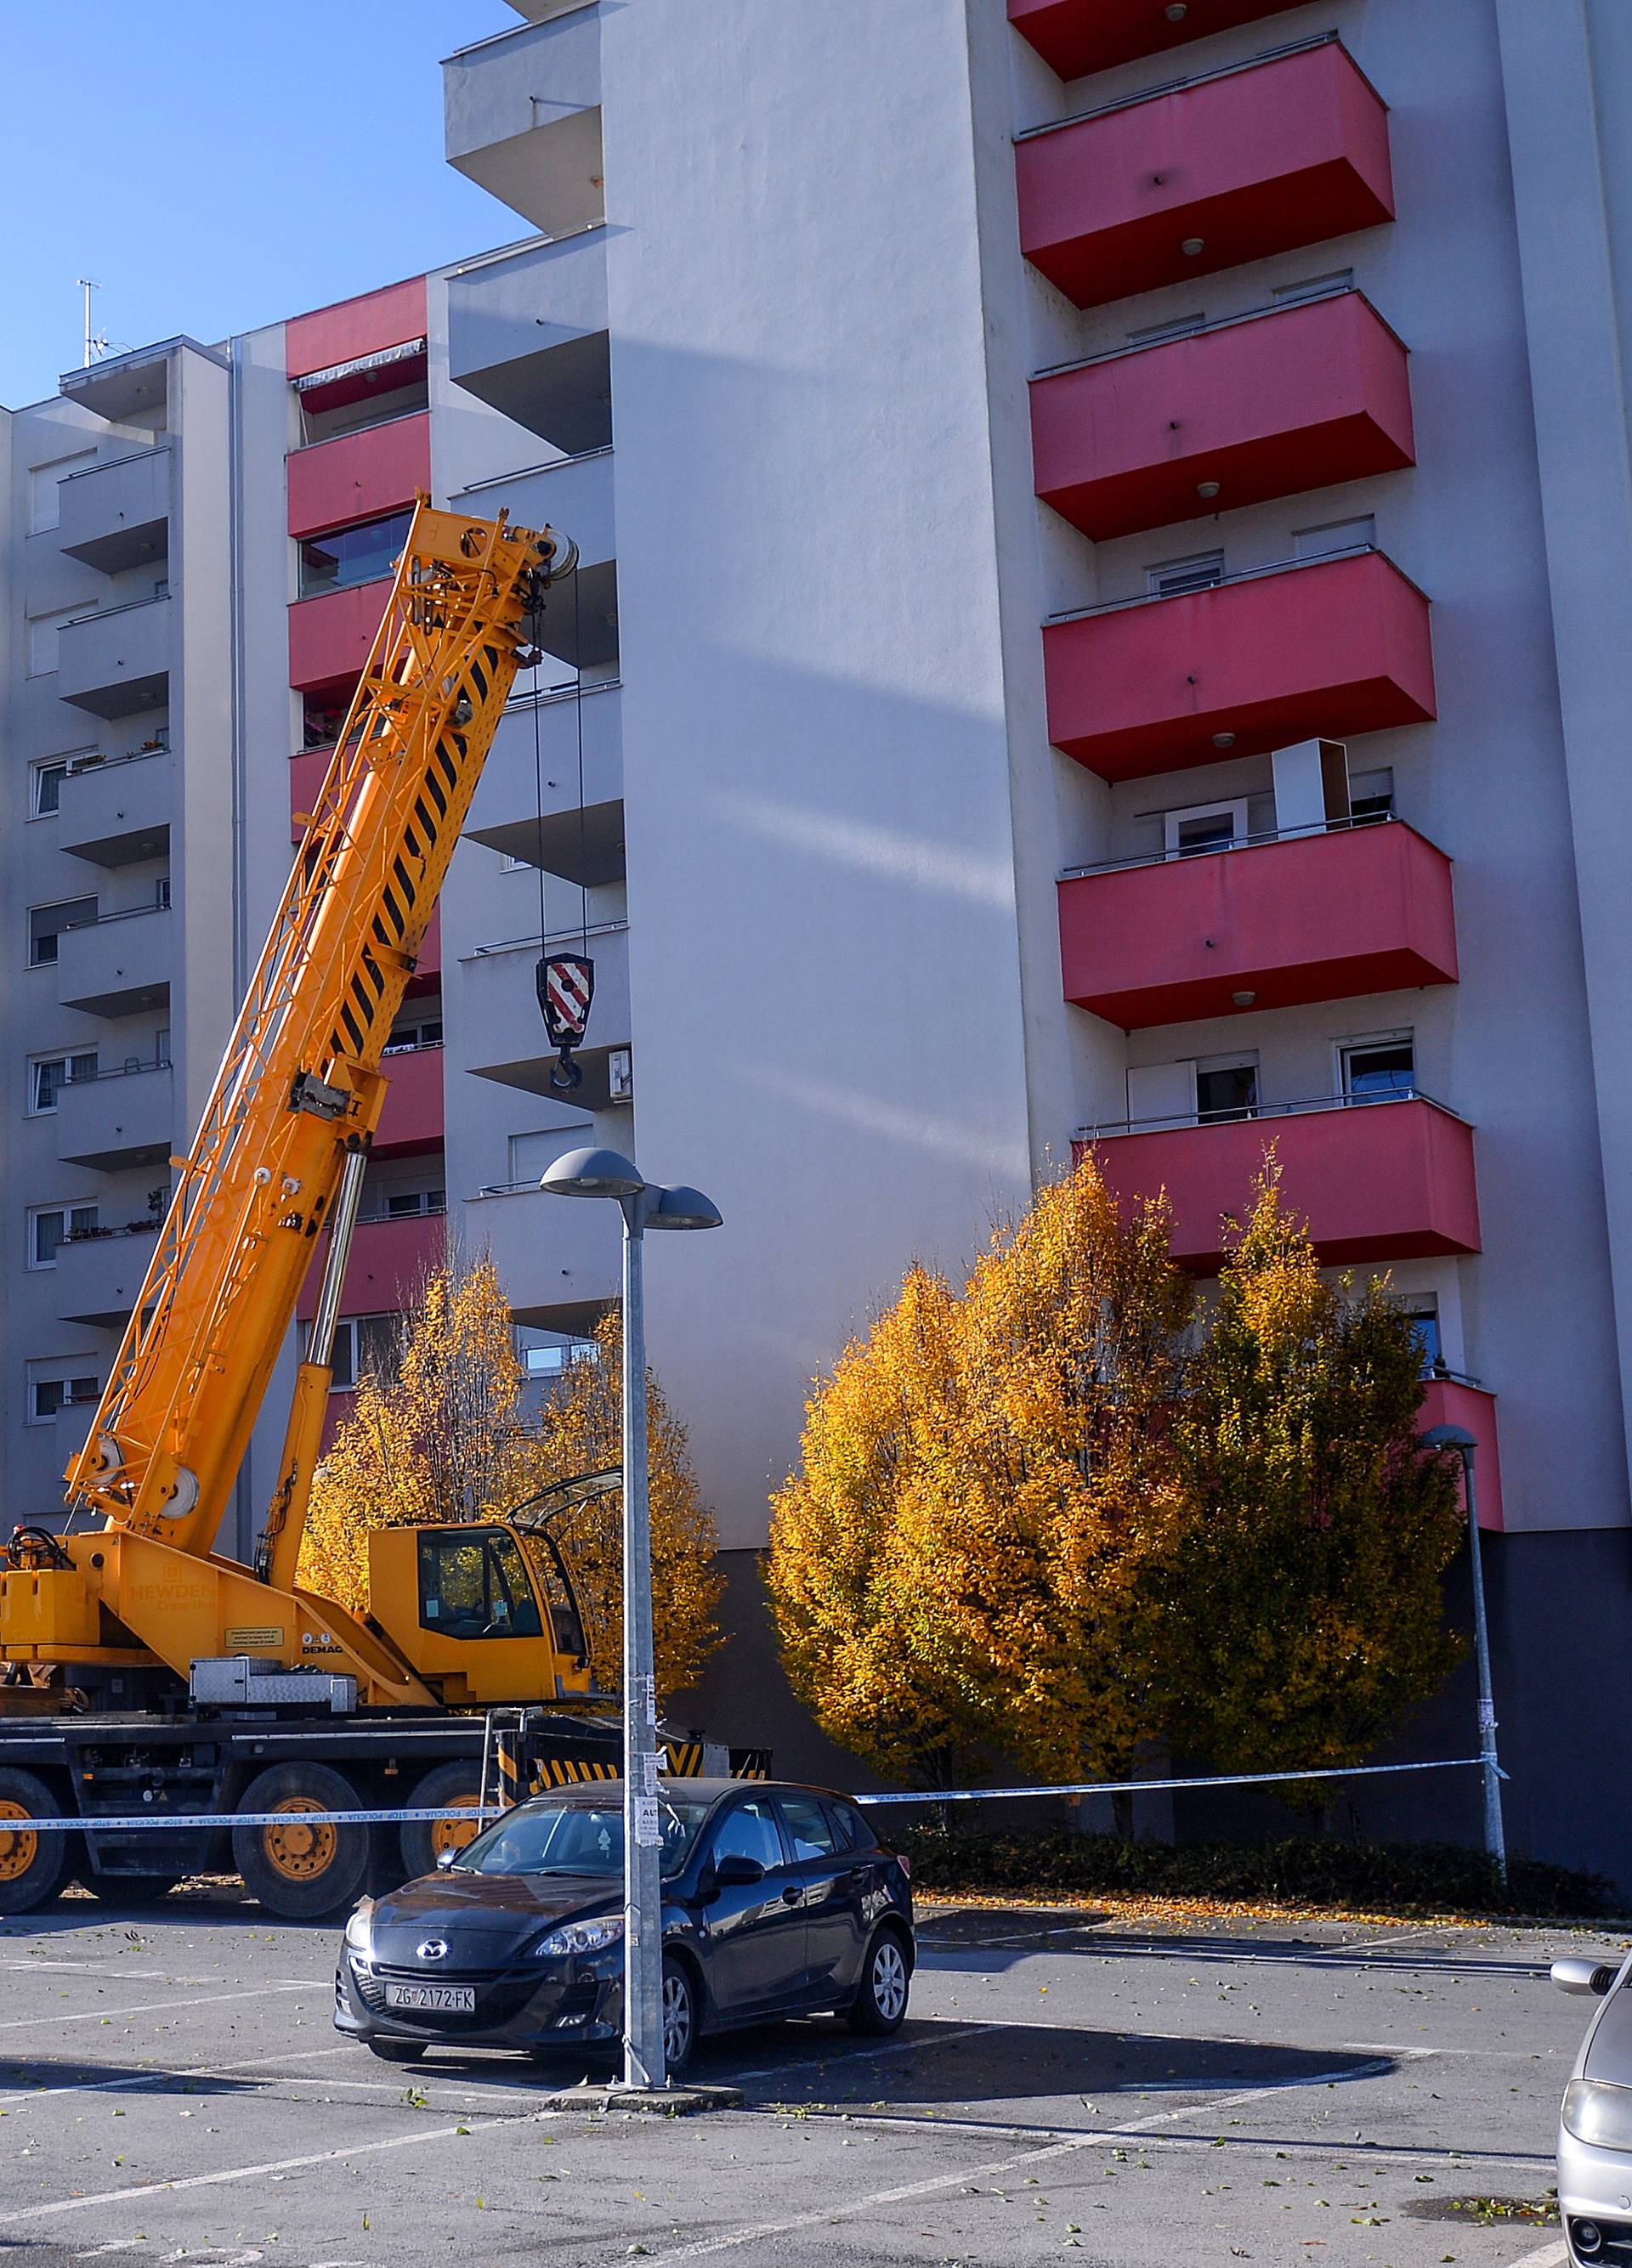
<box><xmin>896</xmin><ymin>1823</ymin><xmax>1612</xmax><ymax>1920</ymax></box>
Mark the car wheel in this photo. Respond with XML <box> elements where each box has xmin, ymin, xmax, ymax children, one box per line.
<box><xmin>847</xmin><ymin>1931</ymin><xmax>910</xmax><ymax>2035</ymax></box>
<box><xmin>366</xmin><ymin>2039</ymin><xmax>427</xmax><ymax>2062</ymax></box>
<box><xmin>662</xmin><ymin>1955</ymin><xmax>697</xmax><ymax>2079</ymax></box>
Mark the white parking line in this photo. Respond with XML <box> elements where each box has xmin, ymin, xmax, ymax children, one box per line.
<box><xmin>635</xmin><ymin>2069</ymin><xmax>1388</xmax><ymax>2264</ymax></box>
<box><xmin>1504</xmin><ymin>2245</ymin><xmax>1567</xmax><ymax>2268</ymax></box>
<box><xmin>0</xmin><ymin>1982</ymin><xmax>310</xmax><ymax>2033</ymax></box>
<box><xmin>0</xmin><ymin>2107</ymin><xmax>550</xmax><ymax>2226</ymax></box>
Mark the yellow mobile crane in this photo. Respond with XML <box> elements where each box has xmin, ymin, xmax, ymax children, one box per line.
<box><xmin>0</xmin><ymin>504</ymin><xmax>634</xmax><ymax>1918</ymax></box>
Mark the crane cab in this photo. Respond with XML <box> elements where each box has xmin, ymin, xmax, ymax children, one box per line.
<box><xmin>367</xmin><ymin>1523</ymin><xmax>594</xmax><ymax>1705</ymax></box>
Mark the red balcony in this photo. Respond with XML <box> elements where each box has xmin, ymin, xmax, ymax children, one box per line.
<box><xmin>297</xmin><ymin>1210</ymin><xmax>445</xmax><ymax>1325</ymax></box>
<box><xmin>1419</xmin><ymin>1377</ymin><xmax>1504</xmax><ymax>1531</ymax></box>
<box><xmin>1017</xmin><ymin>39</ymin><xmax>1393</xmax><ymax>308</ymax></box>
<box><xmin>1010</xmin><ymin>0</ymin><xmax>1306</xmax><ymax>81</ymax></box>
<box><xmin>1045</xmin><ymin>549</ymin><xmax>1435</xmax><ymax>782</ymax></box>
<box><xmin>1033</xmin><ymin>291</ymin><xmax>1413</xmax><ymax>541</ymax></box>
<box><xmin>375</xmin><ymin>1044</ymin><xmax>445</xmax><ymax>1155</ymax></box>
<box><xmin>287</xmin><ymin>579</ymin><xmax>393</xmax><ymax>693</ymax></box>
<box><xmin>286</xmin><ymin>277</ymin><xmax>428</xmax><ymax>382</ymax></box>
<box><xmin>1059</xmin><ymin>819</ymin><xmax>1456</xmax><ymax>1029</ymax></box>
<box><xmin>287</xmin><ymin>412</ymin><xmax>430</xmax><ymax>541</ymax></box>
<box><xmin>1083</xmin><ymin>1095</ymin><xmax>1481</xmax><ymax>1270</ymax></box>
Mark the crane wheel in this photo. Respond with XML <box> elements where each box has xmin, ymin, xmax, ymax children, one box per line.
<box><xmin>232</xmin><ymin>1764</ymin><xmax>371</xmax><ymax>1921</ymax></box>
<box><xmin>0</xmin><ymin>1768</ymin><xmax>76</xmax><ymax>1915</ymax></box>
<box><xmin>400</xmin><ymin>1762</ymin><xmax>487</xmax><ymax>1883</ymax></box>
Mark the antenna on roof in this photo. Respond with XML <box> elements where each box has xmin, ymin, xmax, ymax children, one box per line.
<box><xmin>77</xmin><ymin>278</ymin><xmax>110</xmax><ymax>367</ymax></box>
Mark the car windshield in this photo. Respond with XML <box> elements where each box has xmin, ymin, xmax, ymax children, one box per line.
<box><xmin>453</xmin><ymin>1799</ymin><xmax>713</xmax><ymax>1880</ymax></box>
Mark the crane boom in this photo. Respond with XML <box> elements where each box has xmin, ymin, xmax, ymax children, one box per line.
<box><xmin>63</xmin><ymin>501</ymin><xmax>565</xmax><ymax>1567</ymax></box>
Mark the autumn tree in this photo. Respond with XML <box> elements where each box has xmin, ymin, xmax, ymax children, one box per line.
<box><xmin>298</xmin><ymin>1256</ymin><xmax>723</xmax><ymax>1704</ymax></box>
<box><xmin>1157</xmin><ymin>1165</ymin><xmax>1466</xmax><ymax>1784</ymax></box>
<box><xmin>767</xmin><ymin>1157</ymin><xmax>1194</xmax><ymax>1785</ymax></box>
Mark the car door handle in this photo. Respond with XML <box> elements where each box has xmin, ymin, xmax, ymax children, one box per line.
<box><xmin>780</xmin><ymin>1885</ymin><xmax>802</xmax><ymax>1905</ymax></box>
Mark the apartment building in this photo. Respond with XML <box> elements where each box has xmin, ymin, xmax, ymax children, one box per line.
<box><xmin>0</xmin><ymin>261</ymin><xmax>633</xmax><ymax>1562</ymax></box>
<box><xmin>433</xmin><ymin>0</ymin><xmax>1632</xmax><ymax>1877</ymax></box>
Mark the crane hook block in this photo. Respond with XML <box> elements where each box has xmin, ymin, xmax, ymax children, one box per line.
<box><xmin>537</xmin><ymin>953</ymin><xmax>594</xmax><ymax>1094</ymax></box>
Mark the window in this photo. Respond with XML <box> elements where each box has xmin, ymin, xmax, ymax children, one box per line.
<box><xmin>302</xmin><ymin>692</ymin><xmax>351</xmax><ymax>750</ymax></box>
<box><xmin>825</xmin><ymin>1800</ymin><xmax>871</xmax><ymax>1852</ymax></box>
<box><xmin>154</xmin><ymin>877</ymin><xmax>172</xmax><ymax>910</ymax></box>
<box><xmin>296</xmin><ymin>353</ymin><xmax>429</xmax><ymax>449</ymax></box>
<box><xmin>28</xmin><ymin>897</ymin><xmax>98</xmax><ymax>968</ymax></box>
<box><xmin>1341</xmin><ymin>1038</ymin><xmax>1415</xmax><ymax>1104</ymax></box>
<box><xmin>29</xmin><ymin>1053</ymin><xmax>98</xmax><ymax>1114</ymax></box>
<box><xmin>416</xmin><ymin>1529</ymin><xmax>543</xmax><ymax>1641</ymax></box>
<box><xmin>31</xmin><ymin>761</ymin><xmax>73</xmax><ymax>817</ymax></box>
<box><xmin>1349</xmin><ymin>768</ymin><xmax>1395</xmax><ymax>824</ymax></box>
<box><xmin>383</xmin><ymin>1186</ymin><xmax>445</xmax><ymax>1219</ymax></box>
<box><xmin>30</xmin><ymin>1372</ymin><xmax>102</xmax><ymax>1423</ymax></box>
<box><xmin>1294</xmin><ymin>515</ymin><xmax>1374</xmax><ymax>562</ymax></box>
<box><xmin>709</xmin><ymin>1800</ymin><xmax>785</xmax><ymax>1875</ymax></box>
<box><xmin>524</xmin><ymin>1339</ymin><xmax>598</xmax><ymax>1380</ymax></box>
<box><xmin>29</xmin><ymin>1204</ymin><xmax>99</xmax><ymax>1269</ymax></box>
<box><xmin>508</xmin><ymin>1128</ymin><xmax>592</xmax><ymax>1186</ymax></box>
<box><xmin>1126</xmin><ymin>312</ymin><xmax>1206</xmax><ymax>347</ymax></box>
<box><xmin>298</xmin><ymin>510</ymin><xmax>413</xmax><ymax>600</ymax></box>
<box><xmin>1406</xmin><ymin>1303</ymin><xmax>1444</xmax><ymax>1378</ymax></box>
<box><xmin>156</xmin><ymin>1028</ymin><xmax>172</xmax><ymax>1066</ymax></box>
<box><xmin>776</xmin><ymin>1795</ymin><xmax>839</xmax><ymax>1862</ymax></box>
<box><xmin>323</xmin><ymin>1312</ymin><xmax>399</xmax><ymax>1392</ymax></box>
<box><xmin>1164</xmin><ymin>798</ymin><xmax>1248</xmax><ymax>858</ymax></box>
<box><xmin>27</xmin><ymin>607</ymin><xmax>82</xmax><ymax>676</ymax></box>
<box><xmin>1272</xmin><ymin>269</ymin><xmax>1354</xmax><ymax>308</ymax></box>
<box><xmin>1148</xmin><ymin>550</ymin><xmax>1224</xmax><ymax>599</ymax></box>
<box><xmin>499</xmin><ymin>851</ymin><xmax>531</xmax><ymax>874</ymax></box>
<box><xmin>29</xmin><ymin>451</ymin><xmax>94</xmax><ymax>534</ymax></box>
<box><xmin>1196</xmin><ymin>1059</ymin><xmax>1258</xmax><ymax>1123</ymax></box>
<box><xmin>383</xmin><ymin>1014</ymin><xmax>442</xmax><ymax>1054</ymax></box>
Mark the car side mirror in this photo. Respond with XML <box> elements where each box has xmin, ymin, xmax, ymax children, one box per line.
<box><xmin>436</xmin><ymin>1848</ymin><xmax>460</xmax><ymax>1871</ymax></box>
<box><xmin>712</xmin><ymin>1853</ymin><xmax>766</xmax><ymax>1888</ymax></box>
<box><xmin>1553</xmin><ymin>1958</ymin><xmax>1616</xmax><ymax>1997</ymax></box>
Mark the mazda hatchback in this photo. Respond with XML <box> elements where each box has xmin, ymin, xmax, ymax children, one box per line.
<box><xmin>334</xmin><ymin>1778</ymin><xmax>914</xmax><ymax>2075</ymax></box>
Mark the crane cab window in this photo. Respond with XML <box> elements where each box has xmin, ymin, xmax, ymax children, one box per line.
<box><xmin>417</xmin><ymin>1530</ymin><xmax>544</xmax><ymax>1642</ymax></box>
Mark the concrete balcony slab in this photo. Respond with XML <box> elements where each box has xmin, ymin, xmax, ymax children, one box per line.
<box><xmin>54</xmin><ymin>1225</ymin><xmax>161</xmax><ymax>1329</ymax></box>
<box><xmin>54</xmin><ymin>1063</ymin><xmax>174</xmax><ymax>1172</ymax></box>
<box><xmin>445</xmin><ymin>7</ymin><xmax>603</xmax><ymax>238</ymax></box>
<box><xmin>466</xmin><ymin>682</ymin><xmax>622</xmax><ymax>879</ymax></box>
<box><xmin>448</xmin><ymin>230</ymin><xmax>609</xmax><ymax>454</ymax></box>
<box><xmin>55</xmin><ymin>905</ymin><xmax>173</xmax><ymax>1019</ymax></box>
<box><xmin>57</xmin><ymin>446</ymin><xmax>172</xmax><ymax>575</ymax></box>
<box><xmin>457</xmin><ymin>919</ymin><xmax>629</xmax><ymax>1105</ymax></box>
<box><xmin>57</xmin><ymin>749</ymin><xmax>173</xmax><ymax>868</ymax></box>
<box><xmin>57</xmin><ymin>596</ymin><xmax>172</xmax><ymax>720</ymax></box>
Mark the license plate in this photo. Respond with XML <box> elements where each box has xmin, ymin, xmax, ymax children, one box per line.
<box><xmin>384</xmin><ymin>1982</ymin><xmax>475</xmax><ymax>2013</ymax></box>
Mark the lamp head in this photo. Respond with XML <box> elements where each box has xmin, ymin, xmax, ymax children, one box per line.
<box><xmin>539</xmin><ymin>1146</ymin><xmax>645</xmax><ymax>1200</ymax></box>
<box><xmin>646</xmin><ymin>1183</ymin><xmax>722</xmax><ymax>1232</ymax></box>
<box><xmin>1423</xmin><ymin>1422</ymin><xmax>1476</xmax><ymax>1462</ymax></box>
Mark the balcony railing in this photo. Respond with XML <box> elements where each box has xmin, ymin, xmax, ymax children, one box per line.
<box><xmin>1016</xmin><ymin>36</ymin><xmax>1394</xmax><ymax>308</ymax></box>
<box><xmin>1058</xmin><ymin>815</ymin><xmax>1458</xmax><ymax>1028</ymax></box>
<box><xmin>1043</xmin><ymin>546</ymin><xmax>1436</xmax><ymax>779</ymax></box>
<box><xmin>1080</xmin><ymin>1089</ymin><xmax>1481</xmax><ymax>1269</ymax></box>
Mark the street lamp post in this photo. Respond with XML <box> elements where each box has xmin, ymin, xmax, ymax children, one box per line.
<box><xmin>1424</xmin><ymin>1422</ymin><xmax>1505</xmax><ymax>1881</ymax></box>
<box><xmin>540</xmin><ymin>1147</ymin><xmax>722</xmax><ymax>2092</ymax></box>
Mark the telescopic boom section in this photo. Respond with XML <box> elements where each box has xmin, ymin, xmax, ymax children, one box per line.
<box><xmin>63</xmin><ymin>503</ymin><xmax>564</xmax><ymax>1559</ymax></box>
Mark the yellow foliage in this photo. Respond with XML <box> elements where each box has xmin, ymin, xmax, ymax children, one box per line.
<box><xmin>298</xmin><ymin>1258</ymin><xmax>723</xmax><ymax>1704</ymax></box>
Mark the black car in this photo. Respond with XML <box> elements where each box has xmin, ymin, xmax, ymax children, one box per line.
<box><xmin>333</xmin><ymin>1778</ymin><xmax>914</xmax><ymax>2075</ymax></box>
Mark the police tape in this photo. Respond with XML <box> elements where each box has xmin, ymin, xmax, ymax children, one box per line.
<box><xmin>852</xmin><ymin>1756</ymin><xmax>1502</xmax><ymax>1805</ymax></box>
<box><xmin>0</xmin><ymin>1756</ymin><xmax>1499</xmax><ymax>1835</ymax></box>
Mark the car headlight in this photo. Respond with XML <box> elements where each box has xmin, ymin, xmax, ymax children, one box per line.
<box><xmin>535</xmin><ymin>1915</ymin><xmax>624</xmax><ymax>1958</ymax></box>
<box><xmin>1563</xmin><ymin>2080</ymin><xmax>1632</xmax><ymax>2151</ymax></box>
<box><xmin>343</xmin><ymin>1901</ymin><xmax>374</xmax><ymax>1954</ymax></box>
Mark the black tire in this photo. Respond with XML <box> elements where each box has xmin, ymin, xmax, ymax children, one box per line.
<box><xmin>399</xmin><ymin>1761</ymin><xmax>486</xmax><ymax>1884</ymax></box>
<box><xmin>662</xmin><ymin>1954</ymin><xmax>698</xmax><ymax>2079</ymax></box>
<box><xmin>232</xmin><ymin>1763</ymin><xmax>372</xmax><ymax>1921</ymax></box>
<box><xmin>77</xmin><ymin>1872</ymin><xmax>182</xmax><ymax>1906</ymax></box>
<box><xmin>847</xmin><ymin>1928</ymin><xmax>910</xmax><ymax>2036</ymax></box>
<box><xmin>0</xmin><ymin>1767</ymin><xmax>75</xmax><ymax>1917</ymax></box>
<box><xmin>366</xmin><ymin>2039</ymin><xmax>427</xmax><ymax>2063</ymax></box>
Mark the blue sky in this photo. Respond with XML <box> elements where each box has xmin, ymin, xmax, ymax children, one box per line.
<box><xmin>0</xmin><ymin>2</ymin><xmax>522</xmax><ymax>409</ymax></box>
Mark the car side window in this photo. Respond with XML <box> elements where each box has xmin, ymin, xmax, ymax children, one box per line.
<box><xmin>826</xmin><ymin>1801</ymin><xmax>870</xmax><ymax>1852</ymax></box>
<box><xmin>710</xmin><ymin>1799</ymin><xmax>785</xmax><ymax>1873</ymax></box>
<box><xmin>777</xmin><ymin>1794</ymin><xmax>839</xmax><ymax>1861</ymax></box>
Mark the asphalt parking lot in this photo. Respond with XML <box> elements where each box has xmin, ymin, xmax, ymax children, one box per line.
<box><xmin>0</xmin><ymin>1886</ymin><xmax>1614</xmax><ymax>2268</ymax></box>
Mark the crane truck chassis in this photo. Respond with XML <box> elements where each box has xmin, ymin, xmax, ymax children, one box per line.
<box><xmin>0</xmin><ymin>502</ymin><xmax>746</xmax><ymax>1920</ymax></box>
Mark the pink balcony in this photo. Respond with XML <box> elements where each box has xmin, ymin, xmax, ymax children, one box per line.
<box><xmin>297</xmin><ymin>1210</ymin><xmax>445</xmax><ymax>1325</ymax></box>
<box><xmin>1059</xmin><ymin>819</ymin><xmax>1457</xmax><ymax>1029</ymax></box>
<box><xmin>286</xmin><ymin>277</ymin><xmax>428</xmax><ymax>382</ymax></box>
<box><xmin>375</xmin><ymin>1044</ymin><xmax>445</xmax><ymax>1156</ymax></box>
<box><xmin>1033</xmin><ymin>291</ymin><xmax>1413</xmax><ymax>541</ymax></box>
<box><xmin>1419</xmin><ymin>1377</ymin><xmax>1504</xmax><ymax>1531</ymax></box>
<box><xmin>1045</xmin><ymin>549</ymin><xmax>1436</xmax><ymax>782</ymax></box>
<box><xmin>1083</xmin><ymin>1095</ymin><xmax>1481</xmax><ymax>1270</ymax></box>
<box><xmin>1017</xmin><ymin>39</ymin><xmax>1393</xmax><ymax>308</ymax></box>
<box><xmin>287</xmin><ymin>580</ymin><xmax>393</xmax><ymax>693</ymax></box>
<box><xmin>1010</xmin><ymin>0</ymin><xmax>1306</xmax><ymax>80</ymax></box>
<box><xmin>286</xmin><ymin>412</ymin><xmax>429</xmax><ymax>541</ymax></box>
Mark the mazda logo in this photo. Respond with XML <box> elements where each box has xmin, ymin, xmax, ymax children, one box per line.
<box><xmin>416</xmin><ymin>1939</ymin><xmax>449</xmax><ymax>1962</ymax></box>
